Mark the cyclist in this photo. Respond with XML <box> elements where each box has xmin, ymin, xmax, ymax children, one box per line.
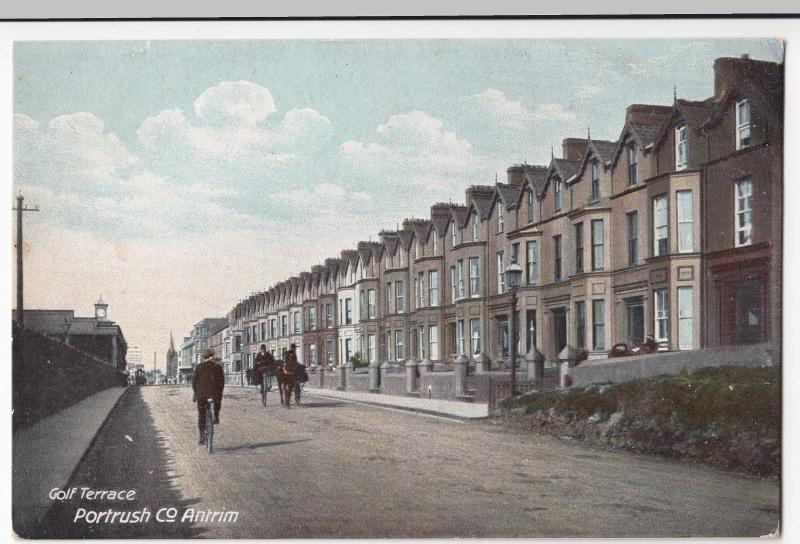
<box><xmin>192</xmin><ymin>348</ymin><xmax>225</xmax><ymax>444</ymax></box>
<box><xmin>253</xmin><ymin>344</ymin><xmax>271</xmax><ymax>389</ymax></box>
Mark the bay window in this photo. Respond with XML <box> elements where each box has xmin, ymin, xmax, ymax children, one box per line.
<box><xmin>653</xmin><ymin>195</ymin><xmax>668</xmax><ymax>256</ymax></box>
<box><xmin>735</xmin><ymin>179</ymin><xmax>753</xmax><ymax>247</ymax></box>
<box><xmin>526</xmin><ymin>240</ymin><xmax>538</xmax><ymax>284</ymax></box>
<box><xmin>469</xmin><ymin>257</ymin><xmax>480</xmax><ymax>296</ymax></box>
<box><xmin>591</xmin><ymin>219</ymin><xmax>604</xmax><ymax>270</ymax></box>
<box><xmin>428</xmin><ymin>271</ymin><xmax>439</xmax><ymax>306</ymax></box>
<box><xmin>677</xmin><ymin>190</ymin><xmax>693</xmax><ymax>253</ymax></box>
<box><xmin>470</xmin><ymin>319</ymin><xmax>481</xmax><ymax>356</ymax></box>
<box><xmin>592</xmin><ymin>299</ymin><xmax>605</xmax><ymax>351</ymax></box>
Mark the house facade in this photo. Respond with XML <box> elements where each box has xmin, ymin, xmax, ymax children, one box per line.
<box><xmin>199</xmin><ymin>55</ymin><xmax>781</xmax><ymax>374</ymax></box>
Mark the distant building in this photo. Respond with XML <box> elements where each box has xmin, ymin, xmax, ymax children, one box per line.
<box><xmin>165</xmin><ymin>331</ymin><xmax>179</xmax><ymax>380</ymax></box>
<box><xmin>16</xmin><ymin>298</ymin><xmax>128</xmax><ymax>371</ymax></box>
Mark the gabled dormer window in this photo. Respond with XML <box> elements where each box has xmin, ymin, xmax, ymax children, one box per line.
<box><xmin>736</xmin><ymin>99</ymin><xmax>751</xmax><ymax>150</ymax></box>
<box><xmin>627</xmin><ymin>143</ymin><xmax>638</xmax><ymax>186</ymax></box>
<box><xmin>590</xmin><ymin>160</ymin><xmax>600</xmax><ymax>201</ymax></box>
<box><xmin>675</xmin><ymin>124</ymin><xmax>688</xmax><ymax>170</ymax></box>
<box><xmin>451</xmin><ymin>223</ymin><xmax>457</xmax><ymax>247</ymax></box>
<box><xmin>554</xmin><ymin>178</ymin><xmax>563</xmax><ymax>212</ymax></box>
<box><xmin>473</xmin><ymin>214</ymin><xmax>480</xmax><ymax>241</ymax></box>
<box><xmin>497</xmin><ymin>201</ymin><xmax>505</xmax><ymax>232</ymax></box>
<box><xmin>433</xmin><ymin>235</ymin><xmax>438</xmax><ymax>255</ymax></box>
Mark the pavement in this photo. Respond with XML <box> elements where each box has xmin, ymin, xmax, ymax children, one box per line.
<box><xmin>247</xmin><ymin>384</ymin><xmax>489</xmax><ymax>420</ymax></box>
<box><xmin>12</xmin><ymin>386</ymin><xmax>127</xmax><ymax>537</ymax></box>
<box><xmin>32</xmin><ymin>385</ymin><xmax>780</xmax><ymax>538</ymax></box>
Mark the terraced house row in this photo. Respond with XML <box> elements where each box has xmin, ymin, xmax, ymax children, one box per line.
<box><xmin>203</xmin><ymin>54</ymin><xmax>782</xmax><ymax>379</ymax></box>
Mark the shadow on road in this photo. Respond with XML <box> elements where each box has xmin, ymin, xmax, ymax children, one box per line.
<box><xmin>215</xmin><ymin>438</ymin><xmax>311</xmax><ymax>454</ymax></box>
<box><xmin>296</xmin><ymin>402</ymin><xmax>345</xmax><ymax>409</ymax></box>
<box><xmin>34</xmin><ymin>388</ymin><xmax>206</xmax><ymax>539</ymax></box>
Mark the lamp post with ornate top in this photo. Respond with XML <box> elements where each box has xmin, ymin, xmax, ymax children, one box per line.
<box><xmin>503</xmin><ymin>261</ymin><xmax>523</xmax><ymax>398</ymax></box>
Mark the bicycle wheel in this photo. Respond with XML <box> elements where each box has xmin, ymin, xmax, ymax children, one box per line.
<box><xmin>261</xmin><ymin>376</ymin><xmax>267</xmax><ymax>406</ymax></box>
<box><xmin>206</xmin><ymin>402</ymin><xmax>214</xmax><ymax>453</ymax></box>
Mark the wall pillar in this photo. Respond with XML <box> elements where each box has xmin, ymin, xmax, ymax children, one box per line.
<box><xmin>474</xmin><ymin>352</ymin><xmax>491</xmax><ymax>374</ymax></box>
<box><xmin>369</xmin><ymin>360</ymin><xmax>381</xmax><ymax>392</ymax></box>
<box><xmin>405</xmin><ymin>358</ymin><xmax>419</xmax><ymax>394</ymax></box>
<box><xmin>453</xmin><ymin>354</ymin><xmax>468</xmax><ymax>397</ymax></box>
<box><xmin>526</xmin><ymin>346</ymin><xmax>546</xmax><ymax>384</ymax></box>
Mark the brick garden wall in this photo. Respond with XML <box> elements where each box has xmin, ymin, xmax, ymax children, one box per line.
<box><xmin>380</xmin><ymin>374</ymin><xmax>407</xmax><ymax>396</ymax></box>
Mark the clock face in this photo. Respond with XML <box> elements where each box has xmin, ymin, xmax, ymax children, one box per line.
<box><xmin>97</xmin><ymin>308</ymin><xmax>106</xmax><ymax>317</ymax></box>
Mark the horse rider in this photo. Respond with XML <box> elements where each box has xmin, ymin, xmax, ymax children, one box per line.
<box><xmin>192</xmin><ymin>348</ymin><xmax>225</xmax><ymax>444</ymax></box>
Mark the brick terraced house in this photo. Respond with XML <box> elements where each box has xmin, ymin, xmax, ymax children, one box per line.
<box><xmin>201</xmin><ymin>54</ymin><xmax>782</xmax><ymax>377</ymax></box>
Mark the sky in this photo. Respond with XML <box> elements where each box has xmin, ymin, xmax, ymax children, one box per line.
<box><xmin>12</xmin><ymin>38</ymin><xmax>783</xmax><ymax>370</ymax></box>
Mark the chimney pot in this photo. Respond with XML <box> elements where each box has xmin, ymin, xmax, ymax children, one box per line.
<box><xmin>741</xmin><ymin>53</ymin><xmax>752</xmax><ymax>60</ymax></box>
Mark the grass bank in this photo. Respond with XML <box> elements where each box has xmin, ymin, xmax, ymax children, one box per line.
<box><xmin>491</xmin><ymin>366</ymin><xmax>780</xmax><ymax>477</ymax></box>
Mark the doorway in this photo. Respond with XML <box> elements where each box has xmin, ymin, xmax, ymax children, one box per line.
<box><xmin>552</xmin><ymin>308</ymin><xmax>567</xmax><ymax>356</ymax></box>
<box><xmin>626</xmin><ymin>297</ymin><xmax>645</xmax><ymax>346</ymax></box>
<box><xmin>730</xmin><ymin>279</ymin><xmax>764</xmax><ymax>345</ymax></box>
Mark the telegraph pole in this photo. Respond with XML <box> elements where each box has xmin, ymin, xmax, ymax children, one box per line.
<box><xmin>13</xmin><ymin>194</ymin><xmax>39</xmax><ymax>328</ymax></box>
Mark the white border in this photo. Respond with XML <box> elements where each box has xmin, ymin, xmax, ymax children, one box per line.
<box><xmin>0</xmin><ymin>18</ymin><xmax>796</xmax><ymax>544</ymax></box>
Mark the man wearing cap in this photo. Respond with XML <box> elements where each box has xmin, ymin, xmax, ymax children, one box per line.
<box><xmin>192</xmin><ymin>348</ymin><xmax>225</xmax><ymax>444</ymax></box>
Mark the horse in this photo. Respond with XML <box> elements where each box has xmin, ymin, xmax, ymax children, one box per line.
<box><xmin>279</xmin><ymin>353</ymin><xmax>299</xmax><ymax>409</ymax></box>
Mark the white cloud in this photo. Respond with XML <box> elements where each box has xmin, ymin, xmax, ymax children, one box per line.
<box><xmin>574</xmin><ymin>84</ymin><xmax>607</xmax><ymax>100</ymax></box>
<box><xmin>137</xmin><ymin>81</ymin><xmax>332</xmax><ymax>175</ymax></box>
<box><xmin>194</xmin><ymin>80</ymin><xmax>276</xmax><ymax>127</ymax></box>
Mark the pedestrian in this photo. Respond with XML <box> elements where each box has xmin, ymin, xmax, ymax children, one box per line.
<box><xmin>192</xmin><ymin>348</ymin><xmax>225</xmax><ymax>444</ymax></box>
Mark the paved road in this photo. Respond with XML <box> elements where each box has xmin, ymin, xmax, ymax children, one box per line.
<box><xmin>39</xmin><ymin>385</ymin><xmax>779</xmax><ymax>538</ymax></box>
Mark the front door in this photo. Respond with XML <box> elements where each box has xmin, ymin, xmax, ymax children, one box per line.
<box><xmin>732</xmin><ymin>279</ymin><xmax>764</xmax><ymax>345</ymax></box>
<box><xmin>552</xmin><ymin>308</ymin><xmax>567</xmax><ymax>356</ymax></box>
<box><xmin>626</xmin><ymin>298</ymin><xmax>645</xmax><ymax>346</ymax></box>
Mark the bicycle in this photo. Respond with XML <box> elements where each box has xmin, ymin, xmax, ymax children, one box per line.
<box><xmin>205</xmin><ymin>398</ymin><xmax>216</xmax><ymax>453</ymax></box>
<box><xmin>261</xmin><ymin>370</ymin><xmax>276</xmax><ymax>407</ymax></box>
<box><xmin>294</xmin><ymin>381</ymin><xmax>302</xmax><ymax>405</ymax></box>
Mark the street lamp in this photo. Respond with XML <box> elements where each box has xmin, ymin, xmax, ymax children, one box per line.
<box><xmin>504</xmin><ymin>261</ymin><xmax>523</xmax><ymax>397</ymax></box>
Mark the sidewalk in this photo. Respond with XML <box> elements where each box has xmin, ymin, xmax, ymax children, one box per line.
<box><xmin>12</xmin><ymin>386</ymin><xmax>128</xmax><ymax>537</ymax></box>
<box><xmin>301</xmin><ymin>387</ymin><xmax>489</xmax><ymax>420</ymax></box>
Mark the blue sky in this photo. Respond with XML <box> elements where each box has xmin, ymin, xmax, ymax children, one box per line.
<box><xmin>12</xmin><ymin>38</ymin><xmax>783</xmax><ymax>368</ymax></box>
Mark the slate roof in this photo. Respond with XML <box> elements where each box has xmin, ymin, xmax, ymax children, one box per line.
<box><xmin>450</xmin><ymin>205</ymin><xmax>469</xmax><ymax>228</ymax></box>
<box><xmin>383</xmin><ymin>235</ymin><xmax>399</xmax><ymax>256</ymax></box>
<box><xmin>466</xmin><ymin>185</ymin><xmax>496</xmax><ymax>219</ymax></box>
<box><xmin>495</xmin><ymin>183</ymin><xmax>522</xmax><ymax>208</ymax></box>
<box><xmin>397</xmin><ymin>230</ymin><xmax>414</xmax><ymax>251</ymax></box>
<box><xmin>412</xmin><ymin>220</ymin><xmax>433</xmax><ymax>243</ymax></box>
<box><xmin>524</xmin><ymin>167</ymin><xmax>549</xmax><ymax>199</ymax></box>
<box><xmin>553</xmin><ymin>158</ymin><xmax>581</xmax><ymax>182</ymax></box>
<box><xmin>357</xmin><ymin>242</ymin><xmax>372</xmax><ymax>266</ymax></box>
<box><xmin>652</xmin><ymin>99</ymin><xmax>717</xmax><ymax>148</ymax></box>
<box><xmin>430</xmin><ymin>204</ymin><xmax>451</xmax><ymax>238</ymax></box>
<box><xmin>371</xmin><ymin>241</ymin><xmax>385</xmax><ymax>261</ymax></box>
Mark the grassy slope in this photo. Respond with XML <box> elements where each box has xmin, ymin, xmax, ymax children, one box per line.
<box><xmin>494</xmin><ymin>366</ymin><xmax>780</xmax><ymax>477</ymax></box>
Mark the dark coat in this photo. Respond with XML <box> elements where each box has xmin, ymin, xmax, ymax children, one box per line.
<box><xmin>193</xmin><ymin>360</ymin><xmax>225</xmax><ymax>400</ymax></box>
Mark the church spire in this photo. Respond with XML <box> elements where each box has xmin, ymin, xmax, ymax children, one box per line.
<box><xmin>169</xmin><ymin>330</ymin><xmax>175</xmax><ymax>353</ymax></box>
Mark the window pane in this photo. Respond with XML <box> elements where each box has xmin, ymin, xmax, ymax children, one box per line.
<box><xmin>678</xmin><ymin>287</ymin><xmax>694</xmax><ymax>350</ymax></box>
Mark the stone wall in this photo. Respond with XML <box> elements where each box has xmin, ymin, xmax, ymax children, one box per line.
<box><xmin>568</xmin><ymin>343</ymin><xmax>775</xmax><ymax>388</ymax></box>
<box><xmin>348</xmin><ymin>373</ymin><xmax>371</xmax><ymax>393</ymax></box>
<box><xmin>13</xmin><ymin>330</ymin><xmax>127</xmax><ymax>431</ymax></box>
<box><xmin>380</xmin><ymin>375</ymin><xmax>407</xmax><ymax>396</ymax></box>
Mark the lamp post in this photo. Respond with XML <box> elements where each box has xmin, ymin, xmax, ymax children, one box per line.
<box><xmin>503</xmin><ymin>261</ymin><xmax>523</xmax><ymax>398</ymax></box>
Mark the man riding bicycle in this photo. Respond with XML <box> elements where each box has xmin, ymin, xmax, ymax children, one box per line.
<box><xmin>253</xmin><ymin>344</ymin><xmax>274</xmax><ymax>388</ymax></box>
<box><xmin>192</xmin><ymin>348</ymin><xmax>225</xmax><ymax>444</ymax></box>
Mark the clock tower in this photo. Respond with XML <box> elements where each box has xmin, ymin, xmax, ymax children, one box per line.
<box><xmin>94</xmin><ymin>296</ymin><xmax>109</xmax><ymax>321</ymax></box>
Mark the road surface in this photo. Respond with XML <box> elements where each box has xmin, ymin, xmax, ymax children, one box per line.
<box><xmin>38</xmin><ymin>385</ymin><xmax>779</xmax><ymax>538</ymax></box>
